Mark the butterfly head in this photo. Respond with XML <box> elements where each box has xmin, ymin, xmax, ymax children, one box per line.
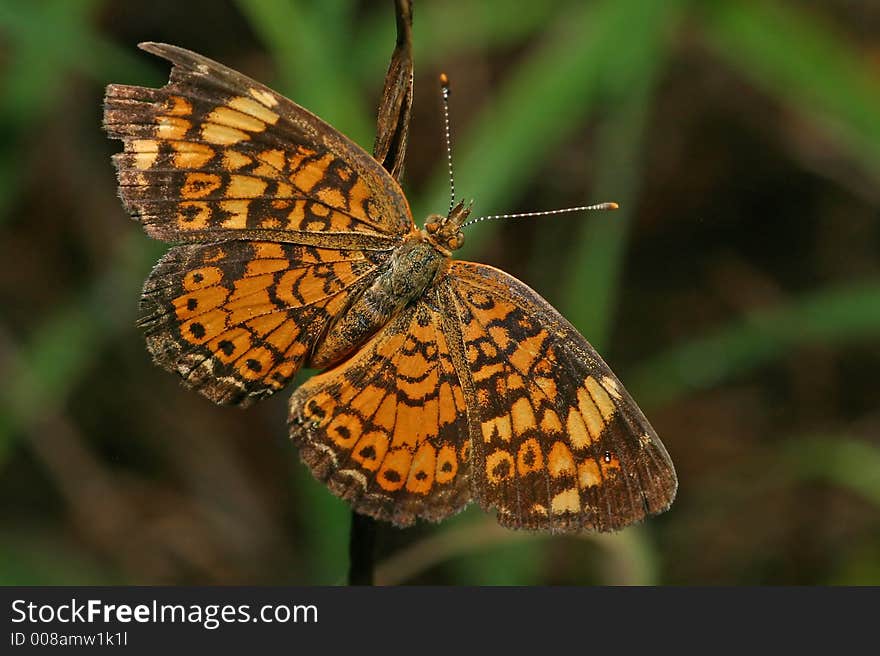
<box><xmin>423</xmin><ymin>199</ymin><xmax>472</xmax><ymax>254</ymax></box>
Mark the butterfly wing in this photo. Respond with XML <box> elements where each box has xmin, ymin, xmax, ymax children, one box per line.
<box><xmin>288</xmin><ymin>290</ymin><xmax>472</xmax><ymax>526</ymax></box>
<box><xmin>139</xmin><ymin>240</ymin><xmax>385</xmax><ymax>405</ymax></box>
<box><xmin>104</xmin><ymin>42</ymin><xmax>413</xmax><ymax>244</ymax></box>
<box><xmin>288</xmin><ymin>259</ymin><xmax>675</xmax><ymax>531</ymax></box>
<box><xmin>105</xmin><ymin>43</ymin><xmax>416</xmax><ymax>405</ymax></box>
<box><xmin>441</xmin><ymin>261</ymin><xmax>676</xmax><ymax>532</ymax></box>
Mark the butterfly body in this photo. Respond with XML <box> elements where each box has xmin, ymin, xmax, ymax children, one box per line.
<box><xmin>105</xmin><ymin>43</ymin><xmax>676</xmax><ymax>532</ymax></box>
<box><xmin>311</xmin><ymin>200</ymin><xmax>473</xmax><ymax>368</ymax></box>
<box><xmin>310</xmin><ymin>229</ymin><xmax>449</xmax><ymax>368</ymax></box>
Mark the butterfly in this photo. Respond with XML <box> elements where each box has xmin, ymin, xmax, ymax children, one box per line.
<box><xmin>104</xmin><ymin>43</ymin><xmax>676</xmax><ymax>532</ymax></box>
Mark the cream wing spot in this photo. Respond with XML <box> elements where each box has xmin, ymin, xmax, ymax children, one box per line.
<box><xmin>481</xmin><ymin>415</ymin><xmax>512</xmax><ymax>443</ymax></box>
<box><xmin>219</xmin><ymin>200</ymin><xmax>250</xmax><ymax>229</ymax></box>
<box><xmin>577</xmin><ymin>387</ymin><xmax>605</xmax><ymax>441</ymax></box>
<box><xmin>551</xmin><ymin>488</ymin><xmax>580</xmax><ymax>515</ymax></box>
<box><xmin>130</xmin><ymin>139</ymin><xmax>158</xmax><ymax>169</ymax></box>
<box><xmin>248</xmin><ymin>87</ymin><xmax>279</xmax><ymax>107</ymax></box>
<box><xmin>601</xmin><ymin>375</ymin><xmax>622</xmax><ymax>400</ymax></box>
<box><xmin>227</xmin><ymin>175</ymin><xmax>268</xmax><ymax>198</ymax></box>
<box><xmin>586</xmin><ymin>376</ymin><xmax>616</xmax><ymax>420</ymax></box>
<box><xmin>171</xmin><ymin>141</ymin><xmax>214</xmax><ymax>169</ymax></box>
<box><xmin>156</xmin><ymin>115</ymin><xmax>190</xmax><ymax>139</ymax></box>
<box><xmin>206</xmin><ymin>106</ymin><xmax>267</xmax><ymax>133</ymax></box>
<box><xmin>566</xmin><ymin>407</ymin><xmax>591</xmax><ymax>450</ymax></box>
<box><xmin>228</xmin><ymin>96</ymin><xmax>280</xmax><ymax>125</ymax></box>
<box><xmin>510</xmin><ymin>397</ymin><xmax>537</xmax><ymax>436</ymax></box>
<box><xmin>577</xmin><ymin>460</ymin><xmax>602</xmax><ymax>488</ymax></box>
<box><xmin>336</xmin><ymin>469</ymin><xmax>368</xmax><ymax>490</ymax></box>
<box><xmin>223</xmin><ymin>151</ymin><xmax>252</xmax><ymax>170</ymax></box>
<box><xmin>539</xmin><ymin>408</ymin><xmax>563</xmax><ymax>434</ymax></box>
<box><xmin>201</xmin><ymin>123</ymin><xmax>250</xmax><ymax>145</ymax></box>
<box><xmin>547</xmin><ymin>441</ymin><xmax>576</xmax><ymax>478</ymax></box>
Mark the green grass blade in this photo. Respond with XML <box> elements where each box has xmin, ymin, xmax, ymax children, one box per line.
<box><xmin>562</xmin><ymin>2</ymin><xmax>682</xmax><ymax>350</ymax></box>
<box><xmin>414</xmin><ymin>0</ymin><xmax>679</xmax><ymax>257</ymax></box>
<box><xmin>234</xmin><ymin>0</ymin><xmax>372</xmax><ymax>146</ymax></box>
<box><xmin>784</xmin><ymin>436</ymin><xmax>880</xmax><ymax>509</ymax></box>
<box><xmin>700</xmin><ymin>0</ymin><xmax>880</xmax><ymax>176</ymax></box>
<box><xmin>0</xmin><ymin>235</ymin><xmax>160</xmax><ymax>462</ymax></box>
<box><xmin>630</xmin><ymin>281</ymin><xmax>880</xmax><ymax>408</ymax></box>
<box><xmin>0</xmin><ymin>533</ymin><xmax>118</xmax><ymax>585</ymax></box>
<box><xmin>0</xmin><ymin>0</ymin><xmax>156</xmax><ymax>223</ymax></box>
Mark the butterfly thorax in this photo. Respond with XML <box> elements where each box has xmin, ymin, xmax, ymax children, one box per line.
<box><xmin>308</xmin><ymin>232</ymin><xmax>449</xmax><ymax>369</ymax></box>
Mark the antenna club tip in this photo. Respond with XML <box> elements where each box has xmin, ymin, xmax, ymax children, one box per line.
<box><xmin>439</xmin><ymin>72</ymin><xmax>450</xmax><ymax>92</ymax></box>
<box><xmin>606</xmin><ymin>202</ymin><xmax>619</xmax><ymax>210</ymax></box>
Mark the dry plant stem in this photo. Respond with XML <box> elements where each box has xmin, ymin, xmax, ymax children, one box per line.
<box><xmin>372</xmin><ymin>0</ymin><xmax>414</xmax><ymax>182</ymax></box>
<box><xmin>347</xmin><ymin>0</ymin><xmax>414</xmax><ymax>586</ymax></box>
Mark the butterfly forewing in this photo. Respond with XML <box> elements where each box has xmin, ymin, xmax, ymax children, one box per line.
<box><xmin>104</xmin><ymin>43</ymin><xmax>414</xmax><ymax>245</ymax></box>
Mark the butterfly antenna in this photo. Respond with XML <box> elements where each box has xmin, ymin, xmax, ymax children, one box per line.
<box><xmin>461</xmin><ymin>202</ymin><xmax>619</xmax><ymax>229</ymax></box>
<box><xmin>440</xmin><ymin>73</ymin><xmax>456</xmax><ymax>214</ymax></box>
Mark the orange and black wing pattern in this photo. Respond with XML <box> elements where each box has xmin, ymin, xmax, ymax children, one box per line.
<box><xmin>287</xmin><ymin>260</ymin><xmax>676</xmax><ymax>531</ymax></box>
<box><xmin>288</xmin><ymin>290</ymin><xmax>472</xmax><ymax>526</ymax></box>
<box><xmin>139</xmin><ymin>240</ymin><xmax>384</xmax><ymax>405</ymax></box>
<box><xmin>104</xmin><ymin>43</ymin><xmax>415</xmax><ymax>404</ymax></box>
<box><xmin>104</xmin><ymin>42</ymin><xmax>413</xmax><ymax>245</ymax></box>
<box><xmin>442</xmin><ymin>261</ymin><xmax>677</xmax><ymax>532</ymax></box>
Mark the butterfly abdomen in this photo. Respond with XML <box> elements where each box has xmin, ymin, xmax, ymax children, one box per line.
<box><xmin>309</xmin><ymin>234</ymin><xmax>446</xmax><ymax>369</ymax></box>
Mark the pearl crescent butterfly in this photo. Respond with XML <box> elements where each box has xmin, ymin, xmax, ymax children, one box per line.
<box><xmin>104</xmin><ymin>43</ymin><xmax>676</xmax><ymax>532</ymax></box>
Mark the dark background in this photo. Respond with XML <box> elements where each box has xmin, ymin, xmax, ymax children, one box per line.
<box><xmin>1</xmin><ymin>0</ymin><xmax>878</xmax><ymax>585</ymax></box>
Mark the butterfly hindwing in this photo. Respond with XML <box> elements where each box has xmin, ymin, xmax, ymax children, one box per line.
<box><xmin>288</xmin><ymin>290</ymin><xmax>472</xmax><ymax>526</ymax></box>
<box><xmin>139</xmin><ymin>240</ymin><xmax>388</xmax><ymax>406</ymax></box>
<box><xmin>442</xmin><ymin>261</ymin><xmax>677</xmax><ymax>532</ymax></box>
<box><xmin>104</xmin><ymin>42</ymin><xmax>414</xmax><ymax>245</ymax></box>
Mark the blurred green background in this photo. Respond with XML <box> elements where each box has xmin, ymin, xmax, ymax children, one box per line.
<box><xmin>1</xmin><ymin>0</ymin><xmax>879</xmax><ymax>585</ymax></box>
